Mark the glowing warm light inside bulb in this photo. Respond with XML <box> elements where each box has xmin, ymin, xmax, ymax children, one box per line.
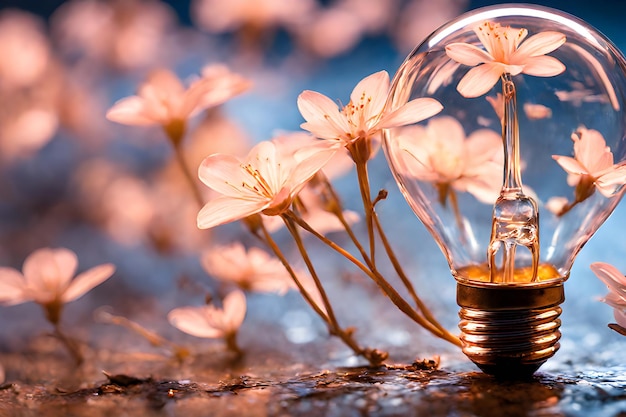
<box><xmin>456</xmin><ymin>263</ymin><xmax>562</xmax><ymax>284</ymax></box>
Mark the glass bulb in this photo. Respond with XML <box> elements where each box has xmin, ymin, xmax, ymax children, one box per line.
<box><xmin>383</xmin><ymin>4</ymin><xmax>626</xmax><ymax>377</ymax></box>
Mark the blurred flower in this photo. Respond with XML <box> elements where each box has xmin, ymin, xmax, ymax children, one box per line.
<box><xmin>296</xmin><ymin>0</ymin><xmax>398</xmax><ymax>58</ymax></box>
<box><xmin>51</xmin><ymin>0</ymin><xmax>177</xmax><ymax>71</ymax></box>
<box><xmin>523</xmin><ymin>103</ymin><xmax>552</xmax><ymax>120</ymax></box>
<box><xmin>168</xmin><ymin>290</ymin><xmax>246</xmax><ymax>352</ymax></box>
<box><xmin>296</xmin><ymin>7</ymin><xmax>363</xmax><ymax>58</ymax></box>
<box><xmin>0</xmin><ymin>10</ymin><xmax>51</xmax><ymax>90</ymax></box>
<box><xmin>397</xmin><ymin>116</ymin><xmax>503</xmax><ymax>204</ymax></box>
<box><xmin>192</xmin><ymin>0</ymin><xmax>314</xmax><ymax>37</ymax></box>
<box><xmin>393</xmin><ymin>0</ymin><xmax>466</xmax><ymax>54</ymax></box>
<box><xmin>197</xmin><ymin>139</ymin><xmax>335</xmax><ymax>229</ymax></box>
<box><xmin>202</xmin><ymin>242</ymin><xmax>296</xmax><ymax>294</ymax></box>
<box><xmin>590</xmin><ymin>262</ymin><xmax>626</xmax><ymax>329</ymax></box>
<box><xmin>73</xmin><ymin>159</ymin><xmax>155</xmax><ymax>246</ymax></box>
<box><xmin>0</xmin><ymin>109</ymin><xmax>59</xmax><ymax>159</ymax></box>
<box><xmin>553</xmin><ymin>127</ymin><xmax>626</xmax><ymax>199</ymax></box>
<box><xmin>544</xmin><ymin>196</ymin><xmax>569</xmax><ymax>215</ymax></box>
<box><xmin>106</xmin><ymin>65</ymin><xmax>251</xmax><ymax>144</ymax></box>
<box><xmin>0</xmin><ymin>10</ymin><xmax>68</xmax><ymax>159</ymax></box>
<box><xmin>555</xmin><ymin>84</ymin><xmax>608</xmax><ymax>106</ymax></box>
<box><xmin>445</xmin><ymin>21</ymin><xmax>566</xmax><ymax>98</ymax></box>
<box><xmin>297</xmin><ymin>70</ymin><xmax>442</xmax><ymax>162</ymax></box>
<box><xmin>0</xmin><ymin>248</ymin><xmax>115</xmax><ymax>324</ymax></box>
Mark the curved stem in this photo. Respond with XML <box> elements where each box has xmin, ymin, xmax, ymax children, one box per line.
<box><xmin>284</xmin><ymin>211</ymin><xmax>461</xmax><ymax>347</ymax></box>
<box><xmin>317</xmin><ymin>177</ymin><xmax>459</xmax><ymax>346</ymax></box>
<box><xmin>318</xmin><ymin>175</ymin><xmax>375</xmax><ymax>271</ymax></box>
<box><xmin>355</xmin><ymin>160</ymin><xmax>376</xmax><ymax>264</ymax></box>
<box><xmin>259</xmin><ymin>221</ymin><xmax>329</xmax><ymax>322</ymax></box>
<box><xmin>282</xmin><ymin>215</ymin><xmax>342</xmax><ymax>331</ymax></box>
<box><xmin>282</xmin><ymin>215</ymin><xmax>370</xmax><ymax>359</ymax></box>
<box><xmin>371</xmin><ymin>213</ymin><xmax>459</xmax><ymax>343</ymax></box>
<box><xmin>96</xmin><ymin>310</ymin><xmax>190</xmax><ymax>361</ymax></box>
<box><xmin>53</xmin><ymin>324</ymin><xmax>83</xmax><ymax>366</ymax></box>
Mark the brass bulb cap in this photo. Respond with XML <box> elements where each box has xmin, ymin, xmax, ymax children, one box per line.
<box><xmin>456</xmin><ymin>281</ymin><xmax>565</xmax><ymax>379</ymax></box>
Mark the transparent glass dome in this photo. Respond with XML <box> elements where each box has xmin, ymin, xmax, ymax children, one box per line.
<box><xmin>383</xmin><ymin>4</ymin><xmax>626</xmax><ymax>287</ymax></box>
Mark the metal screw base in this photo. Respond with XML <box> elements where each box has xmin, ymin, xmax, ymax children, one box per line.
<box><xmin>456</xmin><ymin>282</ymin><xmax>565</xmax><ymax>379</ymax></box>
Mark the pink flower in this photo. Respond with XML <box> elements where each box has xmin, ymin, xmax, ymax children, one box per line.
<box><xmin>544</xmin><ymin>196</ymin><xmax>569</xmax><ymax>215</ymax></box>
<box><xmin>523</xmin><ymin>103</ymin><xmax>552</xmax><ymax>120</ymax></box>
<box><xmin>202</xmin><ymin>242</ymin><xmax>296</xmax><ymax>294</ymax></box>
<box><xmin>106</xmin><ymin>65</ymin><xmax>251</xmax><ymax>141</ymax></box>
<box><xmin>590</xmin><ymin>262</ymin><xmax>626</xmax><ymax>329</ymax></box>
<box><xmin>0</xmin><ymin>248</ymin><xmax>115</xmax><ymax>324</ymax></box>
<box><xmin>260</xmin><ymin>132</ymin><xmax>359</xmax><ymax>234</ymax></box>
<box><xmin>196</xmin><ymin>139</ymin><xmax>335</xmax><ymax>229</ymax></box>
<box><xmin>397</xmin><ymin>116</ymin><xmax>503</xmax><ymax>204</ymax></box>
<box><xmin>0</xmin><ymin>10</ymin><xmax>50</xmax><ymax>89</ymax></box>
<box><xmin>51</xmin><ymin>0</ymin><xmax>177</xmax><ymax>71</ymax></box>
<box><xmin>297</xmin><ymin>70</ymin><xmax>442</xmax><ymax>161</ymax></box>
<box><xmin>191</xmin><ymin>0</ymin><xmax>315</xmax><ymax>34</ymax></box>
<box><xmin>552</xmin><ymin>127</ymin><xmax>626</xmax><ymax>198</ymax></box>
<box><xmin>445</xmin><ymin>21</ymin><xmax>566</xmax><ymax>98</ymax></box>
<box><xmin>167</xmin><ymin>290</ymin><xmax>246</xmax><ymax>340</ymax></box>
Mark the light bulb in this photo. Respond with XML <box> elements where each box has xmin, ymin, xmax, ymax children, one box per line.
<box><xmin>383</xmin><ymin>4</ymin><xmax>626</xmax><ymax>377</ymax></box>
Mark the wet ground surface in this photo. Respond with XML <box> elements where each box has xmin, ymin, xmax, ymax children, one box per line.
<box><xmin>0</xmin><ymin>329</ymin><xmax>624</xmax><ymax>417</ymax></box>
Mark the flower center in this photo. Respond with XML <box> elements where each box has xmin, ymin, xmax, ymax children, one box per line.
<box><xmin>240</xmin><ymin>163</ymin><xmax>274</xmax><ymax>199</ymax></box>
<box><xmin>342</xmin><ymin>92</ymin><xmax>376</xmax><ymax>138</ymax></box>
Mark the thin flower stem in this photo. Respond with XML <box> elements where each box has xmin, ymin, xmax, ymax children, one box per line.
<box><xmin>282</xmin><ymin>215</ymin><xmax>341</xmax><ymax>329</ymax></box>
<box><xmin>172</xmin><ymin>144</ymin><xmax>206</xmax><ymax>209</ymax></box>
<box><xmin>225</xmin><ymin>331</ymin><xmax>243</xmax><ymax>356</ymax></box>
<box><xmin>53</xmin><ymin>324</ymin><xmax>84</xmax><ymax>366</ymax></box>
<box><xmin>371</xmin><ymin>212</ymin><xmax>460</xmax><ymax>344</ymax></box>
<box><xmin>318</xmin><ymin>175</ymin><xmax>375</xmax><ymax>271</ymax></box>
<box><xmin>259</xmin><ymin>222</ymin><xmax>329</xmax><ymax>322</ymax></box>
<box><xmin>322</xmin><ymin>175</ymin><xmax>458</xmax><ymax>344</ymax></box>
<box><xmin>96</xmin><ymin>310</ymin><xmax>190</xmax><ymax>361</ymax></box>
<box><xmin>355</xmin><ymin>161</ymin><xmax>376</xmax><ymax>264</ymax></box>
<box><xmin>284</xmin><ymin>211</ymin><xmax>461</xmax><ymax>347</ymax></box>
<box><xmin>282</xmin><ymin>215</ymin><xmax>369</xmax><ymax>358</ymax></box>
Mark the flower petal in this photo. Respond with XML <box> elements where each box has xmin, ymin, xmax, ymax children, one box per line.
<box><xmin>0</xmin><ymin>268</ymin><xmax>27</xmax><ymax>305</ymax></box>
<box><xmin>62</xmin><ymin>263</ymin><xmax>116</xmax><ymax>303</ymax></box>
<box><xmin>516</xmin><ymin>31</ymin><xmax>566</xmax><ymax>58</ymax></box>
<box><xmin>591</xmin><ymin>262</ymin><xmax>626</xmax><ymax>298</ymax></box>
<box><xmin>615</xmin><ymin>308</ymin><xmax>626</xmax><ymax>328</ymax></box>
<box><xmin>456</xmin><ymin>63</ymin><xmax>503</xmax><ymax>98</ymax></box>
<box><xmin>168</xmin><ymin>306</ymin><xmax>223</xmax><ymax>338</ymax></box>
<box><xmin>197</xmin><ymin>196</ymin><xmax>267</xmax><ymax>229</ymax></box>
<box><xmin>297</xmin><ymin>90</ymin><xmax>351</xmax><ymax>139</ymax></box>
<box><xmin>23</xmin><ymin>248</ymin><xmax>78</xmax><ymax>296</ymax></box>
<box><xmin>202</xmin><ymin>243</ymin><xmax>247</xmax><ymax>282</ymax></box>
<box><xmin>350</xmin><ymin>71</ymin><xmax>389</xmax><ymax>117</ymax></box>
<box><xmin>380</xmin><ymin>98</ymin><xmax>443</xmax><ymax>128</ymax></box>
<box><xmin>139</xmin><ymin>69</ymin><xmax>185</xmax><ymax>99</ymax></box>
<box><xmin>596</xmin><ymin>164</ymin><xmax>626</xmax><ymax>196</ymax></box>
<box><xmin>106</xmin><ymin>97</ymin><xmax>157</xmax><ymax>126</ymax></box>
<box><xmin>573</xmin><ymin>128</ymin><xmax>613</xmax><ymax>174</ymax></box>
<box><xmin>198</xmin><ymin>153</ymin><xmax>258</xmax><ymax>198</ymax></box>
<box><xmin>289</xmin><ymin>144</ymin><xmax>337</xmax><ymax>191</ymax></box>
<box><xmin>221</xmin><ymin>290</ymin><xmax>247</xmax><ymax>331</ymax></box>
<box><xmin>445</xmin><ymin>43</ymin><xmax>494</xmax><ymax>66</ymax></box>
<box><xmin>522</xmin><ymin>56</ymin><xmax>565</xmax><ymax>77</ymax></box>
<box><xmin>552</xmin><ymin>155</ymin><xmax>587</xmax><ymax>175</ymax></box>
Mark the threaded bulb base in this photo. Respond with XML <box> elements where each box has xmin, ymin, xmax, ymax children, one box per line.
<box><xmin>456</xmin><ymin>282</ymin><xmax>565</xmax><ymax>379</ymax></box>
